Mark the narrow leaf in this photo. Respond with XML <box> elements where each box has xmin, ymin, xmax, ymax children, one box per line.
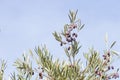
<box><xmin>111</xmin><ymin>50</ymin><xmax>119</xmax><ymax>56</ymax></box>
<box><xmin>105</xmin><ymin>33</ymin><xmax>108</xmax><ymax>43</ymax></box>
<box><xmin>110</xmin><ymin>41</ymin><xmax>116</xmax><ymax>49</ymax></box>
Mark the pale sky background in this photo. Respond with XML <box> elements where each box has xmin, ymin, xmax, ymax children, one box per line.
<box><xmin>0</xmin><ymin>0</ymin><xmax>120</xmax><ymax>79</ymax></box>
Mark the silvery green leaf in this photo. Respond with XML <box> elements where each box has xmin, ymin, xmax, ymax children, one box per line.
<box><xmin>110</xmin><ymin>41</ymin><xmax>116</xmax><ymax>49</ymax></box>
<box><xmin>111</xmin><ymin>50</ymin><xmax>119</xmax><ymax>56</ymax></box>
<box><xmin>105</xmin><ymin>33</ymin><xmax>108</xmax><ymax>43</ymax></box>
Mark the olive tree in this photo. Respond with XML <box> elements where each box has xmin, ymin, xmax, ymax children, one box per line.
<box><xmin>0</xmin><ymin>10</ymin><xmax>119</xmax><ymax>80</ymax></box>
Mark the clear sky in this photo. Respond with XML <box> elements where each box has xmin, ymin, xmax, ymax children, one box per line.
<box><xmin>0</xmin><ymin>0</ymin><xmax>120</xmax><ymax>79</ymax></box>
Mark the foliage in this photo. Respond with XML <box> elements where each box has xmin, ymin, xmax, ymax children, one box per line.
<box><xmin>0</xmin><ymin>60</ymin><xmax>6</xmax><ymax>80</ymax></box>
<box><xmin>0</xmin><ymin>10</ymin><xmax>120</xmax><ymax>80</ymax></box>
<box><xmin>10</xmin><ymin>54</ymin><xmax>33</xmax><ymax>80</ymax></box>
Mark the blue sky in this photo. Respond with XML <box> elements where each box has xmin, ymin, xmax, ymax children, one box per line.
<box><xmin>0</xmin><ymin>0</ymin><xmax>120</xmax><ymax>79</ymax></box>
